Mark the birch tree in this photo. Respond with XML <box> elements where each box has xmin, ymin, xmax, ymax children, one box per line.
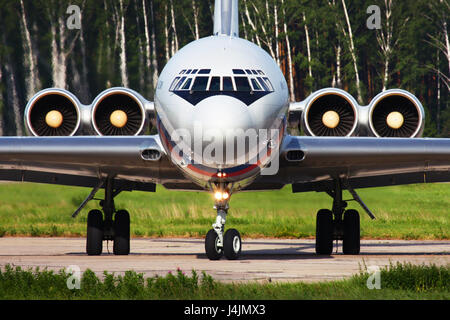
<box><xmin>426</xmin><ymin>0</ymin><xmax>450</xmax><ymax>91</ymax></box>
<box><xmin>341</xmin><ymin>0</ymin><xmax>362</xmax><ymax>103</ymax></box>
<box><xmin>281</xmin><ymin>0</ymin><xmax>295</xmax><ymax>101</ymax></box>
<box><xmin>150</xmin><ymin>0</ymin><xmax>159</xmax><ymax>89</ymax></box>
<box><xmin>19</xmin><ymin>0</ymin><xmax>40</xmax><ymax>99</ymax></box>
<box><xmin>376</xmin><ymin>0</ymin><xmax>409</xmax><ymax>91</ymax></box>
<box><xmin>119</xmin><ymin>0</ymin><xmax>129</xmax><ymax>87</ymax></box>
<box><xmin>303</xmin><ymin>12</ymin><xmax>312</xmax><ymax>78</ymax></box>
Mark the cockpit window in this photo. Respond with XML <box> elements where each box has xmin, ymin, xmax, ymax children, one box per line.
<box><xmin>191</xmin><ymin>77</ymin><xmax>209</xmax><ymax>91</ymax></box>
<box><xmin>174</xmin><ymin>76</ymin><xmax>187</xmax><ymax>90</ymax></box>
<box><xmin>170</xmin><ymin>77</ymin><xmax>181</xmax><ymax>91</ymax></box>
<box><xmin>257</xmin><ymin>77</ymin><xmax>269</xmax><ymax>91</ymax></box>
<box><xmin>250</xmin><ymin>78</ymin><xmax>262</xmax><ymax>91</ymax></box>
<box><xmin>209</xmin><ymin>77</ymin><xmax>221</xmax><ymax>91</ymax></box>
<box><xmin>180</xmin><ymin>78</ymin><xmax>192</xmax><ymax>90</ymax></box>
<box><xmin>262</xmin><ymin>77</ymin><xmax>274</xmax><ymax>91</ymax></box>
<box><xmin>170</xmin><ymin>69</ymin><xmax>274</xmax><ymax>106</ymax></box>
<box><xmin>234</xmin><ymin>77</ymin><xmax>252</xmax><ymax>92</ymax></box>
<box><xmin>223</xmin><ymin>77</ymin><xmax>234</xmax><ymax>91</ymax></box>
<box><xmin>232</xmin><ymin>69</ymin><xmax>246</xmax><ymax>75</ymax></box>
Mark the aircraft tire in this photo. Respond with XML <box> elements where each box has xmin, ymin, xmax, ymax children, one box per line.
<box><xmin>343</xmin><ymin>209</ymin><xmax>360</xmax><ymax>255</ymax></box>
<box><xmin>113</xmin><ymin>210</ymin><xmax>130</xmax><ymax>255</ymax></box>
<box><xmin>224</xmin><ymin>228</ymin><xmax>242</xmax><ymax>260</ymax></box>
<box><xmin>315</xmin><ymin>209</ymin><xmax>333</xmax><ymax>255</ymax></box>
<box><xmin>205</xmin><ymin>229</ymin><xmax>223</xmax><ymax>260</ymax></box>
<box><xmin>86</xmin><ymin>209</ymin><xmax>104</xmax><ymax>255</ymax></box>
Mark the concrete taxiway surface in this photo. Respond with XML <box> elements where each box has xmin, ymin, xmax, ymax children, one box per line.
<box><xmin>0</xmin><ymin>237</ymin><xmax>448</xmax><ymax>283</ymax></box>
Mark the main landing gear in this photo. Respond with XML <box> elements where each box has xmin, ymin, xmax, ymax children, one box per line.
<box><xmin>204</xmin><ymin>188</ymin><xmax>242</xmax><ymax>260</ymax></box>
<box><xmin>315</xmin><ymin>179</ymin><xmax>375</xmax><ymax>255</ymax></box>
<box><xmin>80</xmin><ymin>177</ymin><xmax>130</xmax><ymax>256</ymax></box>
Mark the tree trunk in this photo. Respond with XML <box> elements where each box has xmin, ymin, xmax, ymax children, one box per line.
<box><xmin>0</xmin><ymin>65</ymin><xmax>4</xmax><ymax>136</ymax></box>
<box><xmin>119</xmin><ymin>0</ymin><xmax>129</xmax><ymax>87</ymax></box>
<box><xmin>150</xmin><ymin>0</ymin><xmax>159</xmax><ymax>90</ymax></box>
<box><xmin>341</xmin><ymin>0</ymin><xmax>362</xmax><ymax>103</ymax></box>
<box><xmin>192</xmin><ymin>0</ymin><xmax>200</xmax><ymax>40</ymax></box>
<box><xmin>281</xmin><ymin>0</ymin><xmax>294</xmax><ymax>101</ymax></box>
<box><xmin>19</xmin><ymin>0</ymin><xmax>40</xmax><ymax>99</ymax></box>
<box><xmin>243</xmin><ymin>0</ymin><xmax>262</xmax><ymax>48</ymax></box>
<box><xmin>303</xmin><ymin>13</ymin><xmax>312</xmax><ymax>78</ymax></box>
<box><xmin>4</xmin><ymin>62</ymin><xmax>23</xmax><ymax>136</ymax></box>
<box><xmin>78</xmin><ymin>18</ymin><xmax>90</xmax><ymax>102</ymax></box>
<box><xmin>142</xmin><ymin>0</ymin><xmax>152</xmax><ymax>93</ymax></box>
<box><xmin>170</xmin><ymin>0</ymin><xmax>179</xmax><ymax>55</ymax></box>
<box><xmin>274</xmin><ymin>2</ymin><xmax>280</xmax><ymax>67</ymax></box>
<box><xmin>164</xmin><ymin>4</ymin><xmax>170</xmax><ymax>63</ymax></box>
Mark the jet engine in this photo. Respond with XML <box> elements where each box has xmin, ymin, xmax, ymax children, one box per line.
<box><xmin>368</xmin><ymin>89</ymin><xmax>424</xmax><ymax>138</ymax></box>
<box><xmin>91</xmin><ymin>88</ymin><xmax>148</xmax><ymax>136</ymax></box>
<box><xmin>302</xmin><ymin>88</ymin><xmax>359</xmax><ymax>137</ymax></box>
<box><xmin>25</xmin><ymin>89</ymin><xmax>82</xmax><ymax>136</ymax></box>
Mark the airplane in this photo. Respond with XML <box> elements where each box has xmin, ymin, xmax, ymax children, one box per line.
<box><xmin>1</xmin><ymin>0</ymin><xmax>449</xmax><ymax>260</ymax></box>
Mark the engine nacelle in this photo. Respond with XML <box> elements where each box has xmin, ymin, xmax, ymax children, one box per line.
<box><xmin>302</xmin><ymin>88</ymin><xmax>359</xmax><ymax>137</ymax></box>
<box><xmin>91</xmin><ymin>88</ymin><xmax>148</xmax><ymax>136</ymax></box>
<box><xmin>25</xmin><ymin>88</ymin><xmax>82</xmax><ymax>136</ymax></box>
<box><xmin>368</xmin><ymin>89</ymin><xmax>424</xmax><ymax>138</ymax></box>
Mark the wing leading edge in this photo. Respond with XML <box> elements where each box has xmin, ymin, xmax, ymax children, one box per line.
<box><xmin>0</xmin><ymin>135</ymin><xmax>201</xmax><ymax>191</ymax></box>
<box><xmin>257</xmin><ymin>135</ymin><xmax>450</xmax><ymax>192</ymax></box>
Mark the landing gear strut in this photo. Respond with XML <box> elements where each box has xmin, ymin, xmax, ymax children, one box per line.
<box><xmin>315</xmin><ymin>179</ymin><xmax>361</xmax><ymax>255</ymax></box>
<box><xmin>85</xmin><ymin>177</ymin><xmax>130</xmax><ymax>256</ymax></box>
<box><xmin>205</xmin><ymin>187</ymin><xmax>242</xmax><ymax>260</ymax></box>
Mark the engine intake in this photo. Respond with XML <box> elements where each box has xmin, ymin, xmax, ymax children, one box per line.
<box><xmin>25</xmin><ymin>89</ymin><xmax>81</xmax><ymax>136</ymax></box>
<box><xmin>91</xmin><ymin>88</ymin><xmax>146</xmax><ymax>136</ymax></box>
<box><xmin>369</xmin><ymin>90</ymin><xmax>424</xmax><ymax>138</ymax></box>
<box><xmin>302</xmin><ymin>89</ymin><xmax>358</xmax><ymax>137</ymax></box>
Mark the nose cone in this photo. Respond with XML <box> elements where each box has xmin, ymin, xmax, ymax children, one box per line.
<box><xmin>193</xmin><ymin>96</ymin><xmax>253</xmax><ymax>133</ymax></box>
<box><xmin>190</xmin><ymin>96</ymin><xmax>254</xmax><ymax>167</ymax></box>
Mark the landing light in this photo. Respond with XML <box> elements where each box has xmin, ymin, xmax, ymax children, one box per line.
<box><xmin>214</xmin><ymin>191</ymin><xmax>229</xmax><ymax>201</ymax></box>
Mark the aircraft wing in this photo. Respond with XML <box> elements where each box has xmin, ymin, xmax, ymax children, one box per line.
<box><xmin>250</xmin><ymin>135</ymin><xmax>450</xmax><ymax>193</ymax></box>
<box><xmin>0</xmin><ymin>135</ymin><xmax>198</xmax><ymax>192</ymax></box>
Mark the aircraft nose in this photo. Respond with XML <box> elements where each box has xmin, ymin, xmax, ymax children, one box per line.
<box><xmin>192</xmin><ymin>96</ymin><xmax>253</xmax><ymax>133</ymax></box>
<box><xmin>190</xmin><ymin>96</ymin><xmax>255</xmax><ymax>167</ymax></box>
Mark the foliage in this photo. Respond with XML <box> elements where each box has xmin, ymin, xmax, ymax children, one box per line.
<box><xmin>0</xmin><ymin>0</ymin><xmax>448</xmax><ymax>135</ymax></box>
<box><xmin>0</xmin><ymin>263</ymin><xmax>448</xmax><ymax>299</ymax></box>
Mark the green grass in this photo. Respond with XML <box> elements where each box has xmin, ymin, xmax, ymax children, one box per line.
<box><xmin>0</xmin><ymin>263</ymin><xmax>448</xmax><ymax>300</ymax></box>
<box><xmin>0</xmin><ymin>182</ymin><xmax>448</xmax><ymax>239</ymax></box>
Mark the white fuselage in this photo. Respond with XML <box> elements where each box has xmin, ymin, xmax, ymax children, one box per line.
<box><xmin>155</xmin><ymin>36</ymin><xmax>289</xmax><ymax>188</ymax></box>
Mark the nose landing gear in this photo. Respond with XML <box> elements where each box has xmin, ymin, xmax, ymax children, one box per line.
<box><xmin>205</xmin><ymin>186</ymin><xmax>242</xmax><ymax>260</ymax></box>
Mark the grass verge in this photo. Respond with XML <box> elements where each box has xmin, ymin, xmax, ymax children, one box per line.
<box><xmin>0</xmin><ymin>263</ymin><xmax>448</xmax><ymax>300</ymax></box>
<box><xmin>0</xmin><ymin>182</ymin><xmax>448</xmax><ymax>239</ymax></box>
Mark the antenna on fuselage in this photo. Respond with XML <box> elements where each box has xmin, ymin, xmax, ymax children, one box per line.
<box><xmin>213</xmin><ymin>0</ymin><xmax>239</xmax><ymax>37</ymax></box>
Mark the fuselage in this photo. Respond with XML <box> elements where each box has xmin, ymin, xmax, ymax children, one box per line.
<box><xmin>155</xmin><ymin>36</ymin><xmax>289</xmax><ymax>189</ymax></box>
